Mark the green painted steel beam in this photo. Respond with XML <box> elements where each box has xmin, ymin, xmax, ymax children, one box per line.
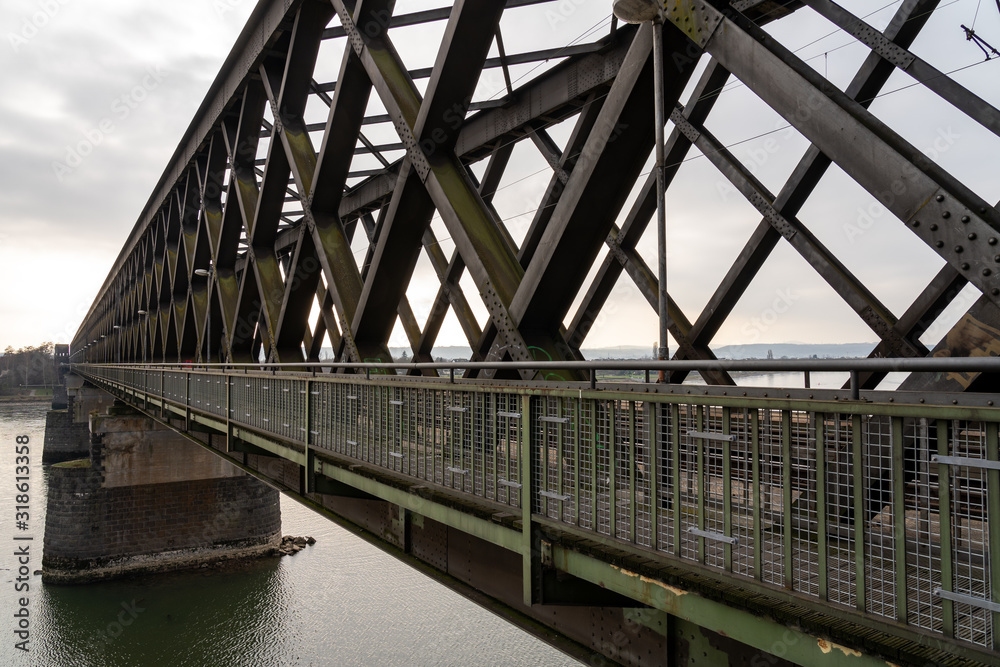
<box><xmin>550</xmin><ymin>544</ymin><xmax>891</xmax><ymax>667</ymax></box>
<box><xmin>315</xmin><ymin>457</ymin><xmax>524</xmax><ymax>554</ymax></box>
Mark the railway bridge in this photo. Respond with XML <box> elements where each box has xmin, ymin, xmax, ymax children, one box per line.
<box><xmin>59</xmin><ymin>0</ymin><xmax>1000</xmax><ymax>664</ymax></box>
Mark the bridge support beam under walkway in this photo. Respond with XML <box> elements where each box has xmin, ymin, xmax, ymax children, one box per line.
<box><xmin>42</xmin><ymin>394</ymin><xmax>281</xmax><ymax>583</ymax></box>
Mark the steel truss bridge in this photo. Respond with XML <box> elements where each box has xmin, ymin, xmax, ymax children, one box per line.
<box><xmin>68</xmin><ymin>0</ymin><xmax>1000</xmax><ymax>664</ymax></box>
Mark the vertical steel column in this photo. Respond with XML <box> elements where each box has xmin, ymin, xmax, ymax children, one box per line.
<box><xmin>652</xmin><ymin>17</ymin><xmax>668</xmax><ymax>379</ymax></box>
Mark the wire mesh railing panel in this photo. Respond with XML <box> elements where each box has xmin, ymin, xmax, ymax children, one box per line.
<box><xmin>789</xmin><ymin>411</ymin><xmax>819</xmax><ymax>598</ymax></box>
<box><xmin>578</xmin><ymin>399</ymin><xmax>597</xmax><ymax>531</ymax></box>
<box><xmin>164</xmin><ymin>372</ymin><xmax>185</xmax><ymax>405</ymax></box>
<box><xmin>863</xmin><ymin>415</ymin><xmax>898</xmax><ymax>621</ymax></box>
<box><xmin>655</xmin><ymin>403</ymin><xmax>674</xmax><ymax>554</ymax></box>
<box><xmin>906</xmin><ymin>418</ymin><xmax>943</xmax><ymax>635</ymax></box>
<box><xmin>386</xmin><ymin>385</ymin><xmax>409</xmax><ymax>475</ymax></box>
<box><xmin>700</xmin><ymin>406</ymin><xmax>728</xmax><ymax>570</ymax></box>
<box><xmin>310</xmin><ymin>380</ymin><xmax>332</xmax><ymax>450</ymax></box>
<box><xmin>676</xmin><ymin>404</ymin><xmax>700</xmax><ymax>562</ymax></box>
<box><xmin>594</xmin><ymin>400</ymin><xmax>613</xmax><ymax>538</ymax></box>
<box><xmin>613</xmin><ymin>400</ymin><xmax>635</xmax><ymax>543</ymax></box>
<box><xmin>443</xmin><ymin>391</ymin><xmax>474</xmax><ymax>494</ymax></box>
<box><xmin>730</xmin><ymin>408</ymin><xmax>755</xmax><ymax>579</ymax></box>
<box><xmin>634</xmin><ymin>402</ymin><xmax>653</xmax><ymax>550</ymax></box>
<box><xmin>758</xmin><ymin>408</ymin><xmax>786</xmax><ymax>589</ymax></box>
<box><xmin>825</xmin><ymin>413</ymin><xmax>858</xmax><ymax>610</ymax></box>
<box><xmin>473</xmin><ymin>392</ymin><xmax>488</xmax><ymax>498</ymax></box>
<box><xmin>946</xmin><ymin>420</ymin><xmax>993</xmax><ymax>648</ymax></box>
<box><xmin>533</xmin><ymin>395</ymin><xmax>579</xmax><ymax>524</ymax></box>
<box><xmin>493</xmin><ymin>393</ymin><xmax>522</xmax><ymax>510</ymax></box>
<box><xmin>190</xmin><ymin>374</ymin><xmax>210</xmax><ymax>413</ymax></box>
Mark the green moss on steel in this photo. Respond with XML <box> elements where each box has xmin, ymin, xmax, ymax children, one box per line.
<box><xmin>367</xmin><ymin>45</ymin><xmax>421</xmax><ymax>128</ymax></box>
<box><xmin>281</xmin><ymin>125</ymin><xmax>317</xmax><ymax>194</ymax></box>
<box><xmin>664</xmin><ymin>0</ymin><xmax>710</xmax><ymax>44</ymax></box>
<box><xmin>251</xmin><ymin>253</ymin><xmax>286</xmax><ymax>329</ymax></box>
<box><xmin>431</xmin><ymin>161</ymin><xmax>523</xmax><ymax>307</ymax></box>
<box><xmin>236</xmin><ymin>176</ymin><xmax>260</xmax><ymax>235</ymax></box>
<box><xmin>203</xmin><ymin>207</ymin><xmax>224</xmax><ymax>245</ymax></box>
<box><xmin>313</xmin><ymin>221</ymin><xmax>363</xmax><ymax>319</ymax></box>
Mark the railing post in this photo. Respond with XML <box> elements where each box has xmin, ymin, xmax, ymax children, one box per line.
<box><xmin>987</xmin><ymin>421</ymin><xmax>1000</xmax><ymax>650</ymax></box>
<box><xmin>520</xmin><ymin>392</ymin><xmax>534</xmax><ymax>606</ymax></box>
<box><xmin>304</xmin><ymin>378</ymin><xmax>314</xmax><ymax>494</ymax></box>
<box><xmin>225</xmin><ymin>371</ymin><xmax>234</xmax><ymax>453</ymax></box>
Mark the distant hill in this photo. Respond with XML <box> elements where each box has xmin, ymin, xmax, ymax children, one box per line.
<box><xmin>712</xmin><ymin>343</ymin><xmax>876</xmax><ymax>359</ymax></box>
<box><xmin>381</xmin><ymin>342</ymin><xmax>877</xmax><ymax>361</ymax></box>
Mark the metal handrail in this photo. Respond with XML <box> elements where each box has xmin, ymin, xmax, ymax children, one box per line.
<box><xmin>72</xmin><ymin>356</ymin><xmax>1000</xmax><ymax>373</ymax></box>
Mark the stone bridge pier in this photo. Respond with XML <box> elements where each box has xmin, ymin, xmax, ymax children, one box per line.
<box><xmin>42</xmin><ymin>383</ymin><xmax>281</xmax><ymax>583</ymax></box>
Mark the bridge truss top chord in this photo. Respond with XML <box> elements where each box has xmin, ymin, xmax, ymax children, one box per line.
<box><xmin>72</xmin><ymin>0</ymin><xmax>1000</xmax><ymax>394</ymax></box>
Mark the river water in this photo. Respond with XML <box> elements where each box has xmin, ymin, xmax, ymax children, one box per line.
<box><xmin>1</xmin><ymin>403</ymin><xmax>580</xmax><ymax>667</ymax></box>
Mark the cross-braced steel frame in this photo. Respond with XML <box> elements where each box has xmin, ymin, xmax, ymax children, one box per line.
<box><xmin>73</xmin><ymin>0</ymin><xmax>1000</xmax><ymax>394</ymax></box>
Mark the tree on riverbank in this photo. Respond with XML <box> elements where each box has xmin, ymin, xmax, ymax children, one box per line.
<box><xmin>0</xmin><ymin>343</ymin><xmax>56</xmax><ymax>393</ymax></box>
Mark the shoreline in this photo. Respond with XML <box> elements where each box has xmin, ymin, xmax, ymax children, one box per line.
<box><xmin>0</xmin><ymin>395</ymin><xmax>52</xmax><ymax>404</ymax></box>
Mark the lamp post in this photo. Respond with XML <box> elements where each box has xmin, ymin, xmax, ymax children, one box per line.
<box><xmin>194</xmin><ymin>266</ymin><xmax>214</xmax><ymax>364</ymax></box>
<box><xmin>613</xmin><ymin>0</ymin><xmax>669</xmax><ymax>381</ymax></box>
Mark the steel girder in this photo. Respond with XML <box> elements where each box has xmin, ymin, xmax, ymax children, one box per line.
<box><xmin>73</xmin><ymin>0</ymin><xmax>1000</xmax><ymax>394</ymax></box>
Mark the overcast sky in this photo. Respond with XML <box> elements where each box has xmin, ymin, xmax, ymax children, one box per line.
<box><xmin>1</xmin><ymin>0</ymin><xmax>998</xmax><ymax>355</ymax></box>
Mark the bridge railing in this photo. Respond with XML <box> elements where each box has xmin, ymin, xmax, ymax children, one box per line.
<box><xmin>75</xmin><ymin>360</ymin><xmax>1000</xmax><ymax>653</ymax></box>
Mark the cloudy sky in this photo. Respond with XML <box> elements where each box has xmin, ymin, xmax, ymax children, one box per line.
<box><xmin>1</xmin><ymin>0</ymin><xmax>998</xmax><ymax>355</ymax></box>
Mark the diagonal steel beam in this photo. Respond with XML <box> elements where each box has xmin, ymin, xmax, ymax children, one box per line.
<box><xmin>565</xmin><ymin>60</ymin><xmax>734</xmax><ymax>384</ymax></box>
<box><xmin>412</xmin><ymin>144</ymin><xmax>513</xmax><ymax>367</ymax></box>
<box><xmin>670</xmin><ymin>107</ymin><xmax>927</xmax><ymax>359</ymax></box>
<box><xmin>802</xmin><ymin>0</ymin><xmax>1000</xmax><ymax>139</ymax></box>
<box><xmin>666</xmin><ymin>2</ymin><xmax>1000</xmax><ymax>309</ymax></box>
<box><xmin>852</xmin><ymin>264</ymin><xmax>968</xmax><ymax>389</ymax></box>
<box><xmin>348</xmin><ymin>0</ymin><xmax>509</xmax><ymax>363</ymax></box>
<box><xmin>675</xmin><ymin>0</ymin><xmax>940</xmax><ymax>382</ymax></box>
<box><xmin>301</xmin><ymin>0</ymin><xmax>397</xmax><ymax>365</ymax></box>
<box><xmin>508</xmin><ymin>23</ymin><xmax>698</xmax><ymax>356</ymax></box>
<box><xmin>335</xmin><ymin>0</ymin><xmax>577</xmax><ymax>378</ymax></box>
<box><xmin>465</xmin><ymin>93</ymin><xmax>610</xmax><ymax>378</ymax></box>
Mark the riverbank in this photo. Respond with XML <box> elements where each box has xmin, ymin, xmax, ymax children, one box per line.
<box><xmin>0</xmin><ymin>393</ymin><xmax>52</xmax><ymax>403</ymax></box>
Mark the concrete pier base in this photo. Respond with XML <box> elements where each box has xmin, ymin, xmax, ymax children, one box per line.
<box><xmin>43</xmin><ymin>399</ymin><xmax>281</xmax><ymax>584</ymax></box>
